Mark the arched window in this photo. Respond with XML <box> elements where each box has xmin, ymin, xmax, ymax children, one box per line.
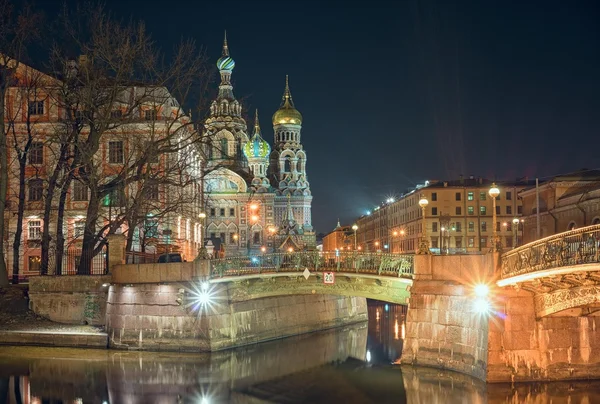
<box><xmin>220</xmin><ymin>138</ymin><xmax>228</xmax><ymax>158</ymax></box>
<box><xmin>568</xmin><ymin>222</ymin><xmax>577</xmax><ymax>231</ymax></box>
<box><xmin>592</xmin><ymin>218</ymin><xmax>600</xmax><ymax>225</ymax></box>
<box><xmin>284</xmin><ymin>158</ymin><xmax>291</xmax><ymax>172</ymax></box>
<box><xmin>297</xmin><ymin>157</ymin><xmax>304</xmax><ymax>172</ymax></box>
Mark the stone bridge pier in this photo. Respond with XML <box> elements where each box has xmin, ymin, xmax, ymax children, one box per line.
<box><xmin>401</xmin><ymin>254</ymin><xmax>495</xmax><ymax>380</ymax></box>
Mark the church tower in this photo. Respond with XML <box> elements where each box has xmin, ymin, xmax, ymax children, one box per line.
<box><xmin>271</xmin><ymin>76</ymin><xmax>314</xmax><ymax>238</ymax></box>
<box><xmin>243</xmin><ymin>110</ymin><xmax>271</xmax><ymax>193</ymax></box>
<box><xmin>205</xmin><ymin>32</ymin><xmax>249</xmax><ymax>171</ymax></box>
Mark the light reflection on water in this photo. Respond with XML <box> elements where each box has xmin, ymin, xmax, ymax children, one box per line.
<box><xmin>0</xmin><ymin>301</ymin><xmax>599</xmax><ymax>403</ymax></box>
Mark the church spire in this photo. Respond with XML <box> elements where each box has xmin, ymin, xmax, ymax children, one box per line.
<box><xmin>222</xmin><ymin>30</ymin><xmax>229</xmax><ymax>57</ymax></box>
<box><xmin>254</xmin><ymin>108</ymin><xmax>261</xmax><ymax>135</ymax></box>
<box><xmin>281</xmin><ymin>75</ymin><xmax>294</xmax><ymax>108</ymax></box>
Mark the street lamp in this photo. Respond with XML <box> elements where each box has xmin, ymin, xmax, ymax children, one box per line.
<box><xmin>352</xmin><ymin>224</ymin><xmax>358</xmax><ymax>250</ymax></box>
<box><xmin>197</xmin><ymin>212</ymin><xmax>208</xmax><ymax>259</ymax></box>
<box><xmin>513</xmin><ymin>217</ymin><xmax>520</xmax><ymax>247</ymax></box>
<box><xmin>489</xmin><ymin>183</ymin><xmax>501</xmax><ymax>251</ymax></box>
<box><xmin>417</xmin><ymin>194</ymin><xmax>431</xmax><ymax>254</ymax></box>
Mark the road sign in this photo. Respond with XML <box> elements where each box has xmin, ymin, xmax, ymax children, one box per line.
<box><xmin>323</xmin><ymin>271</ymin><xmax>335</xmax><ymax>284</ymax></box>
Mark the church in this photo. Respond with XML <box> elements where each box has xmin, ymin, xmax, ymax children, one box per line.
<box><xmin>202</xmin><ymin>34</ymin><xmax>316</xmax><ymax>255</ymax></box>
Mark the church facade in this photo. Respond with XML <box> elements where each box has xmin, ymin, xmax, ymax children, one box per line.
<box><xmin>202</xmin><ymin>34</ymin><xmax>315</xmax><ymax>255</ymax></box>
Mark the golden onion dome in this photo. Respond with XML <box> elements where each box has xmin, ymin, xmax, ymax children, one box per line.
<box><xmin>272</xmin><ymin>75</ymin><xmax>302</xmax><ymax>126</ymax></box>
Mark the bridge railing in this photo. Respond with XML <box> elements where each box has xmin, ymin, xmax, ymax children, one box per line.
<box><xmin>500</xmin><ymin>224</ymin><xmax>600</xmax><ymax>279</ymax></box>
<box><xmin>208</xmin><ymin>251</ymin><xmax>414</xmax><ymax>279</ymax></box>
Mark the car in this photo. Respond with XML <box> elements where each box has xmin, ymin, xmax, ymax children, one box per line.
<box><xmin>157</xmin><ymin>253</ymin><xmax>183</xmax><ymax>263</ymax></box>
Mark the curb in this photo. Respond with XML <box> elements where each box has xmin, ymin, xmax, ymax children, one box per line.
<box><xmin>0</xmin><ymin>331</ymin><xmax>108</xmax><ymax>349</ymax></box>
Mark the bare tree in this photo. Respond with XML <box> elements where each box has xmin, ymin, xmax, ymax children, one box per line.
<box><xmin>6</xmin><ymin>67</ymin><xmax>50</xmax><ymax>281</ymax></box>
<box><xmin>45</xmin><ymin>4</ymin><xmax>210</xmax><ymax>274</ymax></box>
<box><xmin>0</xmin><ymin>0</ymin><xmax>42</xmax><ymax>286</ymax></box>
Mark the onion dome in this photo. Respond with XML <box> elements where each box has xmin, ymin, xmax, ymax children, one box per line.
<box><xmin>244</xmin><ymin>110</ymin><xmax>271</xmax><ymax>159</ymax></box>
<box><xmin>272</xmin><ymin>75</ymin><xmax>303</xmax><ymax>125</ymax></box>
<box><xmin>216</xmin><ymin>31</ymin><xmax>235</xmax><ymax>71</ymax></box>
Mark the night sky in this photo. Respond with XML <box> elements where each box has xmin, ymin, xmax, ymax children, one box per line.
<box><xmin>33</xmin><ymin>0</ymin><xmax>600</xmax><ymax>233</ymax></box>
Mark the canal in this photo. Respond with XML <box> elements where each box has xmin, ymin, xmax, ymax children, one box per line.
<box><xmin>1</xmin><ymin>300</ymin><xmax>599</xmax><ymax>403</ymax></box>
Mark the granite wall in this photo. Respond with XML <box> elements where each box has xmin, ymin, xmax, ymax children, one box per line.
<box><xmin>106</xmin><ymin>282</ymin><xmax>368</xmax><ymax>352</ymax></box>
<box><xmin>28</xmin><ymin>275</ymin><xmax>111</xmax><ymax>325</ymax></box>
<box><xmin>487</xmin><ymin>288</ymin><xmax>600</xmax><ymax>382</ymax></box>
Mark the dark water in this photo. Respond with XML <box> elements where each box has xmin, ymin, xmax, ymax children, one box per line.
<box><xmin>1</xmin><ymin>301</ymin><xmax>600</xmax><ymax>403</ymax></box>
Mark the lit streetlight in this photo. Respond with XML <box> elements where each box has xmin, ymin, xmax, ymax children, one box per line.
<box><xmin>489</xmin><ymin>183</ymin><xmax>501</xmax><ymax>251</ymax></box>
<box><xmin>352</xmin><ymin>224</ymin><xmax>358</xmax><ymax>250</ymax></box>
<box><xmin>417</xmin><ymin>194</ymin><xmax>431</xmax><ymax>254</ymax></box>
<box><xmin>513</xmin><ymin>217</ymin><xmax>520</xmax><ymax>247</ymax></box>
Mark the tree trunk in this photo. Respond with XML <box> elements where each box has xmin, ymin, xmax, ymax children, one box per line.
<box><xmin>0</xmin><ymin>74</ymin><xmax>9</xmax><ymax>287</ymax></box>
<box><xmin>55</xmin><ymin>170</ymin><xmax>74</xmax><ymax>275</ymax></box>
<box><xmin>12</xmin><ymin>157</ymin><xmax>27</xmax><ymax>283</ymax></box>
<box><xmin>40</xmin><ymin>169</ymin><xmax>60</xmax><ymax>276</ymax></box>
<box><xmin>79</xmin><ymin>185</ymin><xmax>100</xmax><ymax>275</ymax></box>
<box><xmin>13</xmin><ymin>375</ymin><xmax>23</xmax><ymax>404</ymax></box>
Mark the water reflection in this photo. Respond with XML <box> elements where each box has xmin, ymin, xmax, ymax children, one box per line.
<box><xmin>0</xmin><ymin>301</ymin><xmax>600</xmax><ymax>403</ymax></box>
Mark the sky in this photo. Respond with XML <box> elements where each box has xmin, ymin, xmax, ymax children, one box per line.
<box><xmin>32</xmin><ymin>0</ymin><xmax>600</xmax><ymax>234</ymax></box>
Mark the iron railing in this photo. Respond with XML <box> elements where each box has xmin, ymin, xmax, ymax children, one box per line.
<box><xmin>500</xmin><ymin>224</ymin><xmax>600</xmax><ymax>279</ymax></box>
<box><xmin>208</xmin><ymin>251</ymin><xmax>414</xmax><ymax>279</ymax></box>
<box><xmin>46</xmin><ymin>244</ymin><xmax>109</xmax><ymax>275</ymax></box>
<box><xmin>126</xmin><ymin>251</ymin><xmax>158</xmax><ymax>264</ymax></box>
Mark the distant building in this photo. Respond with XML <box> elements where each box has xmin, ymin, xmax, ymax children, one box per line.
<box><xmin>355</xmin><ymin>176</ymin><xmax>532</xmax><ymax>254</ymax></box>
<box><xmin>322</xmin><ymin>220</ymin><xmax>354</xmax><ymax>252</ymax></box>
<box><xmin>519</xmin><ymin>169</ymin><xmax>600</xmax><ymax>244</ymax></box>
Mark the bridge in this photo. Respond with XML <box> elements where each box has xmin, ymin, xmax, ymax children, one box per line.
<box><xmin>498</xmin><ymin>224</ymin><xmax>600</xmax><ymax>317</ymax></box>
<box><xmin>205</xmin><ymin>251</ymin><xmax>414</xmax><ymax>304</ymax></box>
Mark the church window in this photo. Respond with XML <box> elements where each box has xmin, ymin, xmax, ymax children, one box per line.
<box><xmin>220</xmin><ymin>138</ymin><xmax>228</xmax><ymax>158</ymax></box>
<box><xmin>219</xmin><ymin>208</ymin><xmax>225</xmax><ymax>216</ymax></box>
<box><xmin>253</xmin><ymin>231</ymin><xmax>261</xmax><ymax>244</ymax></box>
<box><xmin>210</xmin><ymin>208</ymin><xmax>216</xmax><ymax>217</ymax></box>
<box><xmin>284</xmin><ymin>158</ymin><xmax>291</xmax><ymax>172</ymax></box>
<box><xmin>229</xmin><ymin>208</ymin><xmax>235</xmax><ymax>216</ymax></box>
<box><xmin>220</xmin><ymin>232</ymin><xmax>226</xmax><ymax>241</ymax></box>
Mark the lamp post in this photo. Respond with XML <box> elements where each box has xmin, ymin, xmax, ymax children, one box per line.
<box><xmin>352</xmin><ymin>224</ymin><xmax>358</xmax><ymax>250</ymax></box>
<box><xmin>417</xmin><ymin>194</ymin><xmax>431</xmax><ymax>254</ymax></box>
<box><xmin>513</xmin><ymin>218</ymin><xmax>519</xmax><ymax>247</ymax></box>
<box><xmin>489</xmin><ymin>183</ymin><xmax>501</xmax><ymax>251</ymax></box>
<box><xmin>198</xmin><ymin>212</ymin><xmax>208</xmax><ymax>259</ymax></box>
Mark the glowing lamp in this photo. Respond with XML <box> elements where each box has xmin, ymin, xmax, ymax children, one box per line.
<box><xmin>352</xmin><ymin>224</ymin><xmax>358</xmax><ymax>231</ymax></box>
<box><xmin>473</xmin><ymin>299</ymin><xmax>491</xmax><ymax>314</ymax></box>
<box><xmin>198</xmin><ymin>212</ymin><xmax>206</xmax><ymax>219</ymax></box>
<box><xmin>418</xmin><ymin>195</ymin><xmax>429</xmax><ymax>208</ymax></box>
<box><xmin>201</xmin><ymin>282</ymin><xmax>209</xmax><ymax>291</ymax></box>
<box><xmin>250</xmin><ymin>204</ymin><xmax>258</xmax><ymax>211</ymax></box>
<box><xmin>474</xmin><ymin>284</ymin><xmax>489</xmax><ymax>297</ymax></box>
<box><xmin>261</xmin><ymin>246</ymin><xmax>266</xmax><ymax>253</ymax></box>
<box><xmin>287</xmin><ymin>247</ymin><xmax>294</xmax><ymax>252</ymax></box>
<box><xmin>251</xmin><ymin>215</ymin><xmax>259</xmax><ymax>222</ymax></box>
<box><xmin>489</xmin><ymin>183</ymin><xmax>500</xmax><ymax>199</ymax></box>
<box><xmin>513</xmin><ymin>218</ymin><xmax>519</xmax><ymax>225</ymax></box>
<box><xmin>393</xmin><ymin>231</ymin><xmax>398</xmax><ymax>236</ymax></box>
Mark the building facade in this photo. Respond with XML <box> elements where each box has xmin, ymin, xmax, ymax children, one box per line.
<box><xmin>202</xmin><ymin>35</ymin><xmax>315</xmax><ymax>255</ymax></box>
<box><xmin>355</xmin><ymin>177</ymin><xmax>531</xmax><ymax>254</ymax></box>
<box><xmin>322</xmin><ymin>220</ymin><xmax>354</xmax><ymax>252</ymax></box>
<box><xmin>519</xmin><ymin>170</ymin><xmax>600</xmax><ymax>244</ymax></box>
<box><xmin>2</xmin><ymin>61</ymin><xmax>201</xmax><ymax>278</ymax></box>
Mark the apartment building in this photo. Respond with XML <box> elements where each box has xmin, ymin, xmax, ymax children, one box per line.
<box><xmin>356</xmin><ymin>177</ymin><xmax>532</xmax><ymax>254</ymax></box>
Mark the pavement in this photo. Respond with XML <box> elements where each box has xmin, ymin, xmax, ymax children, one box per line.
<box><xmin>0</xmin><ymin>285</ymin><xmax>108</xmax><ymax>349</ymax></box>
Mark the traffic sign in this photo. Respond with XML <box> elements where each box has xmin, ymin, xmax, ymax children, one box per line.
<box><xmin>323</xmin><ymin>271</ymin><xmax>335</xmax><ymax>284</ymax></box>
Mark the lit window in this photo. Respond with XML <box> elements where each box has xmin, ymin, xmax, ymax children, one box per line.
<box><xmin>467</xmin><ymin>192</ymin><xmax>474</xmax><ymax>201</ymax></box>
<box><xmin>468</xmin><ymin>222</ymin><xmax>475</xmax><ymax>232</ymax></box>
<box><xmin>480</xmin><ymin>192</ymin><xmax>486</xmax><ymax>201</ymax></box>
<box><xmin>468</xmin><ymin>206</ymin><xmax>474</xmax><ymax>215</ymax></box>
<box><xmin>480</xmin><ymin>206</ymin><xmax>487</xmax><ymax>215</ymax></box>
<box><xmin>481</xmin><ymin>221</ymin><xmax>487</xmax><ymax>232</ymax></box>
<box><xmin>28</xmin><ymin>220</ymin><xmax>42</xmax><ymax>239</ymax></box>
<box><xmin>28</xmin><ymin>256</ymin><xmax>41</xmax><ymax>272</ymax></box>
<box><xmin>74</xmin><ymin>221</ymin><xmax>85</xmax><ymax>238</ymax></box>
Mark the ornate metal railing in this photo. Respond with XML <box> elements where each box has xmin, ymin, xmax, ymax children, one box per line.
<box><xmin>500</xmin><ymin>224</ymin><xmax>600</xmax><ymax>279</ymax></box>
<box><xmin>208</xmin><ymin>251</ymin><xmax>414</xmax><ymax>279</ymax></box>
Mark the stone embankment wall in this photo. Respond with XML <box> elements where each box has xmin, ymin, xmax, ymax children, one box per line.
<box><xmin>105</xmin><ymin>281</ymin><xmax>367</xmax><ymax>351</ymax></box>
<box><xmin>401</xmin><ymin>254</ymin><xmax>494</xmax><ymax>380</ymax></box>
<box><xmin>29</xmin><ymin>275</ymin><xmax>111</xmax><ymax>325</ymax></box>
<box><xmin>487</xmin><ymin>289</ymin><xmax>600</xmax><ymax>382</ymax></box>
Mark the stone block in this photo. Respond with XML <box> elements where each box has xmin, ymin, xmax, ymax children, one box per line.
<box><xmin>546</xmin><ymin>329</ymin><xmax>574</xmax><ymax>350</ymax></box>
